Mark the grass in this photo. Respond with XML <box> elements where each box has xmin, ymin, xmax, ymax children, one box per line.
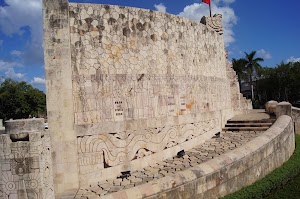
<box><xmin>221</xmin><ymin>134</ymin><xmax>300</xmax><ymax>199</ymax></box>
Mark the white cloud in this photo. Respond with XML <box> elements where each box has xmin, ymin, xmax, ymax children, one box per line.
<box><xmin>178</xmin><ymin>2</ymin><xmax>237</xmax><ymax>46</ymax></box>
<box><xmin>0</xmin><ymin>60</ymin><xmax>23</xmax><ymax>71</ymax></box>
<box><xmin>0</xmin><ymin>60</ymin><xmax>25</xmax><ymax>80</ymax></box>
<box><xmin>30</xmin><ymin>77</ymin><xmax>45</xmax><ymax>85</ymax></box>
<box><xmin>4</xmin><ymin>68</ymin><xmax>25</xmax><ymax>79</ymax></box>
<box><xmin>11</xmin><ymin>50</ymin><xmax>23</xmax><ymax>57</ymax></box>
<box><xmin>287</xmin><ymin>56</ymin><xmax>300</xmax><ymax>63</ymax></box>
<box><xmin>257</xmin><ymin>49</ymin><xmax>272</xmax><ymax>59</ymax></box>
<box><xmin>0</xmin><ymin>0</ymin><xmax>43</xmax><ymax>65</ymax></box>
<box><xmin>154</xmin><ymin>3</ymin><xmax>167</xmax><ymax>13</ymax></box>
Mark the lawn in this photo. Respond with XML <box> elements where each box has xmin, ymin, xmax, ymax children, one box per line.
<box><xmin>222</xmin><ymin>134</ymin><xmax>300</xmax><ymax>199</ymax></box>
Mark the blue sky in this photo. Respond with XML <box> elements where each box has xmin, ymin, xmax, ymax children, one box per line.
<box><xmin>0</xmin><ymin>0</ymin><xmax>299</xmax><ymax>92</ymax></box>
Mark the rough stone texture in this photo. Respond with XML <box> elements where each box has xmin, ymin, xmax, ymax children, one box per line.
<box><xmin>276</xmin><ymin>102</ymin><xmax>292</xmax><ymax>118</ymax></box>
<box><xmin>43</xmin><ymin>0</ymin><xmax>252</xmax><ymax>196</ymax></box>
<box><xmin>0</xmin><ymin>119</ymin><xmax>54</xmax><ymax>199</ymax></box>
<box><xmin>69</xmin><ymin>3</ymin><xmax>229</xmax><ymax>126</ymax></box>
<box><xmin>292</xmin><ymin>107</ymin><xmax>300</xmax><ymax>134</ymax></box>
<box><xmin>226</xmin><ymin>61</ymin><xmax>252</xmax><ymax>112</ymax></box>
<box><xmin>5</xmin><ymin>118</ymin><xmax>44</xmax><ymax>135</ymax></box>
<box><xmin>43</xmin><ymin>0</ymin><xmax>79</xmax><ymax>197</ymax></box>
<box><xmin>92</xmin><ymin>115</ymin><xmax>294</xmax><ymax>199</ymax></box>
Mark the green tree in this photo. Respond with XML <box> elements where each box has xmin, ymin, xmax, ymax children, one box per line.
<box><xmin>241</xmin><ymin>51</ymin><xmax>264</xmax><ymax>100</ymax></box>
<box><xmin>0</xmin><ymin>79</ymin><xmax>46</xmax><ymax>120</ymax></box>
<box><xmin>256</xmin><ymin>61</ymin><xmax>300</xmax><ymax>104</ymax></box>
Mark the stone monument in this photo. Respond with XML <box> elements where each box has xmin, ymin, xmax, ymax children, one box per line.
<box><xmin>0</xmin><ymin>0</ymin><xmax>252</xmax><ymax>198</ymax></box>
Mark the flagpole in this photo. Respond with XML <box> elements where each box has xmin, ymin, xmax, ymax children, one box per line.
<box><xmin>209</xmin><ymin>1</ymin><xmax>212</xmax><ymax>17</ymax></box>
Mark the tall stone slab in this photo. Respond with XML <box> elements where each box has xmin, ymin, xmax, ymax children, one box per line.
<box><xmin>43</xmin><ymin>0</ymin><xmax>79</xmax><ymax>197</ymax></box>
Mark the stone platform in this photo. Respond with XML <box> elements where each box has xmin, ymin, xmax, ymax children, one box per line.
<box><xmin>76</xmin><ymin>110</ymin><xmax>273</xmax><ymax>198</ymax></box>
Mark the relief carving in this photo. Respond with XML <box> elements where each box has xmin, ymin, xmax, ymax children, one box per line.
<box><xmin>77</xmin><ymin>118</ymin><xmax>219</xmax><ymax>172</ymax></box>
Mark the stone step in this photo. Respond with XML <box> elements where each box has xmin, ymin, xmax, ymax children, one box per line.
<box><xmin>222</xmin><ymin>126</ymin><xmax>270</xmax><ymax>132</ymax></box>
<box><xmin>227</xmin><ymin>119</ymin><xmax>276</xmax><ymax>124</ymax></box>
<box><xmin>225</xmin><ymin>123</ymin><xmax>273</xmax><ymax>127</ymax></box>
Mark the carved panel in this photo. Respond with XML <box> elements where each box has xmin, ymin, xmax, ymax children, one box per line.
<box><xmin>77</xmin><ymin>118</ymin><xmax>219</xmax><ymax>172</ymax></box>
<box><xmin>0</xmin><ymin>132</ymin><xmax>54</xmax><ymax>199</ymax></box>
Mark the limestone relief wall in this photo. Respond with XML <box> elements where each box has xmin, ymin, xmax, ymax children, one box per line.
<box><xmin>69</xmin><ymin>3</ymin><xmax>230</xmax><ymax>126</ymax></box>
<box><xmin>69</xmin><ymin>3</ymin><xmax>235</xmax><ymax>183</ymax></box>
<box><xmin>43</xmin><ymin>0</ymin><xmax>251</xmax><ymax>194</ymax></box>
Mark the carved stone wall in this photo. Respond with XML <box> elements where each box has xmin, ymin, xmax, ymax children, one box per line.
<box><xmin>43</xmin><ymin>0</ymin><xmax>251</xmax><ymax>195</ymax></box>
<box><xmin>0</xmin><ymin>119</ymin><xmax>54</xmax><ymax>199</ymax></box>
<box><xmin>69</xmin><ymin>3</ymin><xmax>229</xmax><ymax>125</ymax></box>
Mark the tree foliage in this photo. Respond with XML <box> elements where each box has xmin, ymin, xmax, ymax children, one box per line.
<box><xmin>256</xmin><ymin>61</ymin><xmax>300</xmax><ymax>104</ymax></box>
<box><xmin>232</xmin><ymin>51</ymin><xmax>300</xmax><ymax>106</ymax></box>
<box><xmin>232</xmin><ymin>51</ymin><xmax>264</xmax><ymax>101</ymax></box>
<box><xmin>0</xmin><ymin>79</ymin><xmax>46</xmax><ymax>120</ymax></box>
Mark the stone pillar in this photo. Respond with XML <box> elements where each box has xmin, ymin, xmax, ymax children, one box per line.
<box><xmin>43</xmin><ymin>0</ymin><xmax>79</xmax><ymax>197</ymax></box>
<box><xmin>266</xmin><ymin>100</ymin><xmax>278</xmax><ymax>115</ymax></box>
<box><xmin>276</xmin><ymin>102</ymin><xmax>292</xmax><ymax>118</ymax></box>
<box><xmin>0</xmin><ymin>119</ymin><xmax>54</xmax><ymax>199</ymax></box>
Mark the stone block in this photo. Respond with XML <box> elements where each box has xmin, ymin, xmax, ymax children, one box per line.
<box><xmin>265</xmin><ymin>100</ymin><xmax>278</xmax><ymax>114</ymax></box>
<box><xmin>276</xmin><ymin>102</ymin><xmax>292</xmax><ymax>118</ymax></box>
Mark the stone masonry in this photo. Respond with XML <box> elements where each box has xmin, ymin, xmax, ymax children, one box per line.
<box><xmin>42</xmin><ymin>0</ymin><xmax>251</xmax><ymax>197</ymax></box>
<box><xmin>0</xmin><ymin>119</ymin><xmax>54</xmax><ymax>199</ymax></box>
<box><xmin>0</xmin><ymin>1</ymin><xmax>295</xmax><ymax>198</ymax></box>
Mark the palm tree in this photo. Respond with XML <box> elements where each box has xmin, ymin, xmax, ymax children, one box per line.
<box><xmin>241</xmin><ymin>51</ymin><xmax>264</xmax><ymax>100</ymax></box>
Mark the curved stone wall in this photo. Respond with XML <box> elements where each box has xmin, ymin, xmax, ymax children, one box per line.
<box><xmin>99</xmin><ymin>115</ymin><xmax>295</xmax><ymax>199</ymax></box>
<box><xmin>43</xmin><ymin>0</ymin><xmax>251</xmax><ymax>194</ymax></box>
<box><xmin>292</xmin><ymin>107</ymin><xmax>300</xmax><ymax>133</ymax></box>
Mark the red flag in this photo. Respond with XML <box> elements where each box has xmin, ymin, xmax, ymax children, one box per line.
<box><xmin>202</xmin><ymin>0</ymin><xmax>211</xmax><ymax>5</ymax></box>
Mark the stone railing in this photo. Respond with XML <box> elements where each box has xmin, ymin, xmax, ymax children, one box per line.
<box><xmin>0</xmin><ymin>119</ymin><xmax>54</xmax><ymax>199</ymax></box>
<box><xmin>292</xmin><ymin>107</ymin><xmax>300</xmax><ymax>133</ymax></box>
<box><xmin>266</xmin><ymin>100</ymin><xmax>300</xmax><ymax>134</ymax></box>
